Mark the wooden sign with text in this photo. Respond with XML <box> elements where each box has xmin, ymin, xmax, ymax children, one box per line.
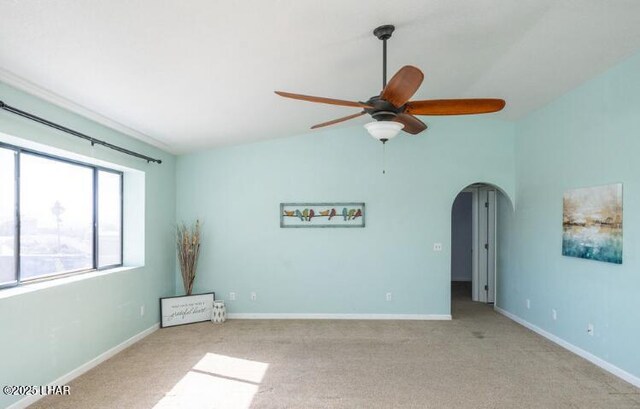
<box><xmin>160</xmin><ymin>292</ymin><xmax>215</xmax><ymax>328</ymax></box>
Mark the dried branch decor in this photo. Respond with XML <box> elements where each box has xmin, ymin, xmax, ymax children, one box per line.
<box><xmin>176</xmin><ymin>220</ymin><xmax>201</xmax><ymax>295</ymax></box>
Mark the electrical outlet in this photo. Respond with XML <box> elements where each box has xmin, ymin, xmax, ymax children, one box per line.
<box><xmin>433</xmin><ymin>243</ymin><xmax>442</xmax><ymax>252</ymax></box>
<box><xmin>251</xmin><ymin>292</ymin><xmax>257</xmax><ymax>301</ymax></box>
<box><xmin>140</xmin><ymin>305</ymin><xmax>145</xmax><ymax>316</ymax></box>
<box><xmin>386</xmin><ymin>292</ymin><xmax>392</xmax><ymax>302</ymax></box>
<box><xmin>526</xmin><ymin>299</ymin><xmax>531</xmax><ymax>309</ymax></box>
<box><xmin>587</xmin><ymin>323</ymin><xmax>594</xmax><ymax>336</ymax></box>
<box><xmin>229</xmin><ymin>292</ymin><xmax>236</xmax><ymax>301</ymax></box>
<box><xmin>552</xmin><ymin>309</ymin><xmax>557</xmax><ymax>321</ymax></box>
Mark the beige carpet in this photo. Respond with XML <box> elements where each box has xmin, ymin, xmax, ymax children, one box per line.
<box><xmin>31</xmin><ymin>292</ymin><xmax>640</xmax><ymax>409</ymax></box>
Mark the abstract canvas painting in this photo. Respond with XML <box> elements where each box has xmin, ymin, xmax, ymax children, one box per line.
<box><xmin>562</xmin><ymin>183</ymin><xmax>622</xmax><ymax>264</ymax></box>
<box><xmin>280</xmin><ymin>203</ymin><xmax>365</xmax><ymax>228</ymax></box>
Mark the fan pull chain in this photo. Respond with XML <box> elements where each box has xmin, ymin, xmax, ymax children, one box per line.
<box><xmin>382</xmin><ymin>140</ymin><xmax>387</xmax><ymax>174</ymax></box>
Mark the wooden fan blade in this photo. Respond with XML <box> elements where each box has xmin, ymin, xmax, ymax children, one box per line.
<box><xmin>393</xmin><ymin>113</ymin><xmax>427</xmax><ymax>135</ymax></box>
<box><xmin>405</xmin><ymin>99</ymin><xmax>506</xmax><ymax>116</ymax></box>
<box><xmin>275</xmin><ymin>91</ymin><xmax>372</xmax><ymax>109</ymax></box>
<box><xmin>311</xmin><ymin>112</ymin><xmax>366</xmax><ymax>129</ymax></box>
<box><xmin>381</xmin><ymin>66</ymin><xmax>424</xmax><ymax>107</ymax></box>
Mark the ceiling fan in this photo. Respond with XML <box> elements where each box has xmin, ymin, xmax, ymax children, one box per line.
<box><xmin>275</xmin><ymin>25</ymin><xmax>506</xmax><ymax>142</ymax></box>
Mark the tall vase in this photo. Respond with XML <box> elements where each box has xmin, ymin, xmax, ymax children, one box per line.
<box><xmin>211</xmin><ymin>300</ymin><xmax>226</xmax><ymax>324</ymax></box>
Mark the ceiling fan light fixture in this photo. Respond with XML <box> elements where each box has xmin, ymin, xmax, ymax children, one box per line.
<box><xmin>274</xmin><ymin>24</ymin><xmax>506</xmax><ymax>137</ymax></box>
<box><xmin>364</xmin><ymin>121</ymin><xmax>404</xmax><ymax>142</ymax></box>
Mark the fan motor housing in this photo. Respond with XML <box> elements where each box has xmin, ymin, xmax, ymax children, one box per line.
<box><xmin>364</xmin><ymin>96</ymin><xmax>402</xmax><ymax>121</ymax></box>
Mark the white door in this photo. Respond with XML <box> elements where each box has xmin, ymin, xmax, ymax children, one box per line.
<box><xmin>474</xmin><ymin>188</ymin><xmax>496</xmax><ymax>303</ymax></box>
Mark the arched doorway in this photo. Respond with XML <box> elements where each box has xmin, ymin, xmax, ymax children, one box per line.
<box><xmin>450</xmin><ymin>183</ymin><xmax>513</xmax><ymax>313</ymax></box>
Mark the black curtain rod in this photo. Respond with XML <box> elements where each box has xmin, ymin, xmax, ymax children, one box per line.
<box><xmin>0</xmin><ymin>100</ymin><xmax>162</xmax><ymax>164</ymax></box>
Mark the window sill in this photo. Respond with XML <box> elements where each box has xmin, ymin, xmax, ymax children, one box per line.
<box><xmin>0</xmin><ymin>266</ymin><xmax>143</xmax><ymax>301</ymax></box>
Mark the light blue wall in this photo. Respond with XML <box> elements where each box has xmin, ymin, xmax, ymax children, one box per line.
<box><xmin>176</xmin><ymin>117</ymin><xmax>515</xmax><ymax>315</ymax></box>
<box><xmin>497</xmin><ymin>51</ymin><xmax>640</xmax><ymax>379</ymax></box>
<box><xmin>0</xmin><ymin>82</ymin><xmax>176</xmax><ymax>408</ymax></box>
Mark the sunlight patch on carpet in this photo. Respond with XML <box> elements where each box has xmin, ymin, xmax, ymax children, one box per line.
<box><xmin>153</xmin><ymin>353</ymin><xmax>269</xmax><ymax>409</ymax></box>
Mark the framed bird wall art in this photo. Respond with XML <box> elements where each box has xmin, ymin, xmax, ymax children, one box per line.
<box><xmin>280</xmin><ymin>203</ymin><xmax>365</xmax><ymax>228</ymax></box>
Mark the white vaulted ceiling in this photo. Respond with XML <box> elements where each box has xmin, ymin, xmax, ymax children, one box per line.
<box><xmin>1</xmin><ymin>1</ymin><xmax>640</xmax><ymax>153</ymax></box>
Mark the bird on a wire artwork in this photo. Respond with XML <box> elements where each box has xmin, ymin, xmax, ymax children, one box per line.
<box><xmin>280</xmin><ymin>203</ymin><xmax>365</xmax><ymax>228</ymax></box>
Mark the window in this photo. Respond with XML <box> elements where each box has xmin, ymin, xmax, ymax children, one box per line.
<box><xmin>0</xmin><ymin>148</ymin><xmax>16</xmax><ymax>286</ymax></box>
<box><xmin>98</xmin><ymin>170</ymin><xmax>123</xmax><ymax>268</ymax></box>
<box><xmin>20</xmin><ymin>154</ymin><xmax>94</xmax><ymax>279</ymax></box>
<box><xmin>0</xmin><ymin>143</ymin><xmax>123</xmax><ymax>289</ymax></box>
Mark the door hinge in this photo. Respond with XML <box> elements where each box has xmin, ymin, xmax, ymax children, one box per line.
<box><xmin>485</xmin><ymin>202</ymin><xmax>489</xmax><ymax>208</ymax></box>
<box><xmin>484</xmin><ymin>243</ymin><xmax>489</xmax><ymax>250</ymax></box>
<box><xmin>484</xmin><ymin>284</ymin><xmax>489</xmax><ymax>291</ymax></box>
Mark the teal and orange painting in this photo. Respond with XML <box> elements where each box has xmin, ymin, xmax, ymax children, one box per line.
<box><xmin>562</xmin><ymin>184</ymin><xmax>622</xmax><ymax>264</ymax></box>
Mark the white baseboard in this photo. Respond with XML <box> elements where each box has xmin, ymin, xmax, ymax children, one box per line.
<box><xmin>494</xmin><ymin>306</ymin><xmax>640</xmax><ymax>389</ymax></box>
<box><xmin>227</xmin><ymin>313</ymin><xmax>451</xmax><ymax>320</ymax></box>
<box><xmin>7</xmin><ymin>323</ymin><xmax>160</xmax><ymax>409</ymax></box>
